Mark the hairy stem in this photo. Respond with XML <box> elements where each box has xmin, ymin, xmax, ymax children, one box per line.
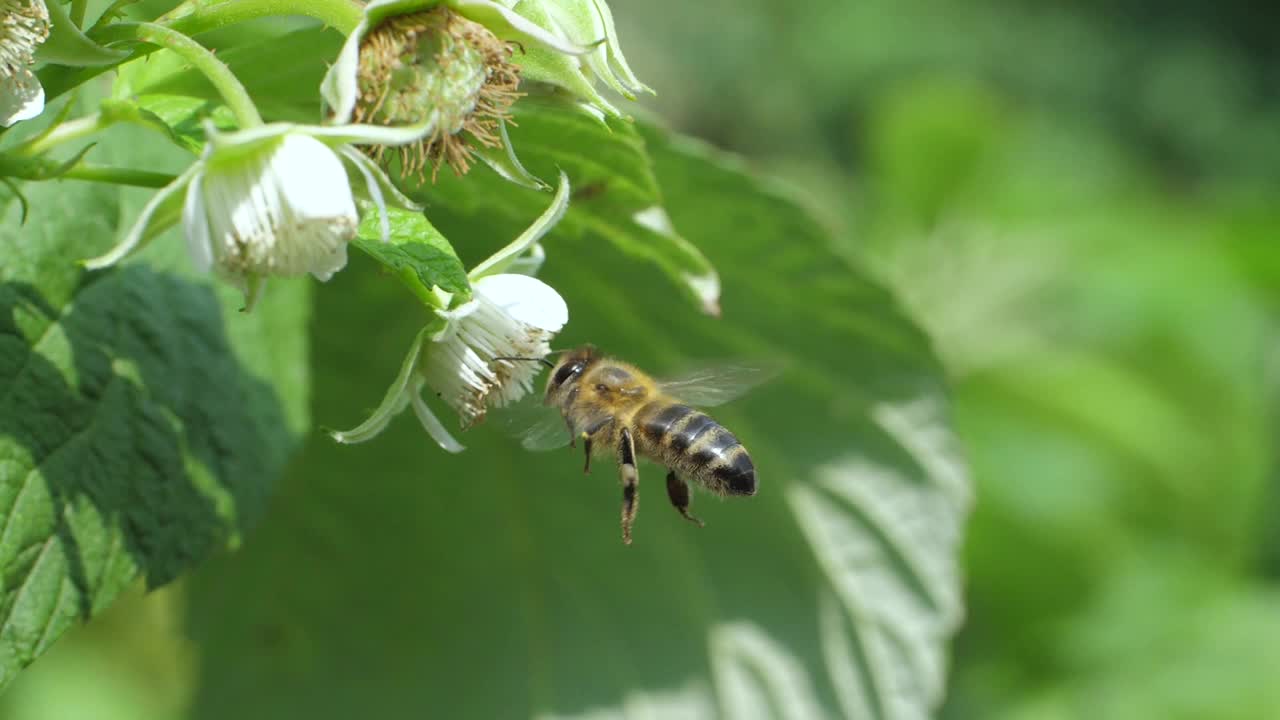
<box><xmin>40</xmin><ymin>0</ymin><xmax>364</xmax><ymax>104</ymax></box>
<box><xmin>106</xmin><ymin>22</ymin><xmax>263</xmax><ymax>128</ymax></box>
<box><xmin>165</xmin><ymin>0</ymin><xmax>364</xmax><ymax>36</ymax></box>
<box><xmin>14</xmin><ymin>113</ymin><xmax>106</xmax><ymax>157</ymax></box>
<box><xmin>60</xmin><ymin>165</ymin><xmax>178</xmax><ymax>188</ymax></box>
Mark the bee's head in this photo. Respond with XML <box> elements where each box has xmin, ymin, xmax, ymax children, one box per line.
<box><xmin>544</xmin><ymin>345</ymin><xmax>599</xmax><ymax>404</ymax></box>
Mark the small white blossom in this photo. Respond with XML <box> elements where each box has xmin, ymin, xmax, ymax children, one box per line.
<box><xmin>0</xmin><ymin>0</ymin><xmax>50</xmax><ymax>127</ymax></box>
<box><xmin>331</xmin><ymin>173</ymin><xmax>571</xmax><ymax>452</ymax></box>
<box><xmin>86</xmin><ymin>121</ymin><xmax>432</xmax><ymax>306</ymax></box>
<box><xmin>422</xmin><ymin>272</ymin><xmax>568</xmax><ymax>426</ymax></box>
<box><xmin>187</xmin><ymin>131</ymin><xmax>357</xmax><ymax>287</ymax></box>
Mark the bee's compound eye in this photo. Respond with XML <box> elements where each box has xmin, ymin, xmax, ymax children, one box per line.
<box><xmin>552</xmin><ymin>362</ymin><xmax>583</xmax><ymax>387</ymax></box>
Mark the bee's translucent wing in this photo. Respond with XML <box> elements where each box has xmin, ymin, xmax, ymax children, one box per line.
<box><xmin>518</xmin><ymin>412</ymin><xmax>573</xmax><ymax>452</ymax></box>
<box><xmin>494</xmin><ymin>394</ymin><xmax>570</xmax><ymax>452</ymax></box>
<box><xmin>493</xmin><ymin>393</ymin><xmax>616</xmax><ymax>452</ymax></box>
<box><xmin>657</xmin><ymin>364</ymin><xmax>779</xmax><ymax>407</ymax></box>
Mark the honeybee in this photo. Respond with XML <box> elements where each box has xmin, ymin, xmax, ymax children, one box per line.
<box><xmin>497</xmin><ymin>346</ymin><xmax>770</xmax><ymax>545</ymax></box>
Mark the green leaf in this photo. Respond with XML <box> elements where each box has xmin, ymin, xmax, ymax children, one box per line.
<box><xmin>180</xmin><ymin>125</ymin><xmax>967</xmax><ymax>718</ymax></box>
<box><xmin>416</xmin><ymin>96</ymin><xmax>721</xmax><ymax>314</ymax></box>
<box><xmin>353</xmin><ymin>204</ymin><xmax>469</xmax><ymax>304</ymax></box>
<box><xmin>109</xmin><ymin>94</ymin><xmax>236</xmax><ymax>155</ymax></box>
<box><xmin>112</xmin><ymin>25</ymin><xmax>341</xmax><ymax>124</ymax></box>
<box><xmin>0</xmin><ymin>123</ymin><xmax>309</xmax><ymax>690</ymax></box>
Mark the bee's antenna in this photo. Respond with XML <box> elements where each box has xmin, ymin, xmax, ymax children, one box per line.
<box><xmin>492</xmin><ymin>356</ymin><xmax>556</xmax><ymax>369</ymax></box>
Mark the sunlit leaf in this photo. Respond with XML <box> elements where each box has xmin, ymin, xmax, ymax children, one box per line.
<box><xmin>180</xmin><ymin>124</ymin><xmax>968</xmax><ymax>719</ymax></box>
<box><xmin>0</xmin><ymin>124</ymin><xmax>309</xmax><ymax>691</ymax></box>
<box><xmin>417</xmin><ymin>96</ymin><xmax>721</xmax><ymax>315</ymax></box>
<box><xmin>353</xmin><ymin>205</ymin><xmax>469</xmax><ymax>303</ymax></box>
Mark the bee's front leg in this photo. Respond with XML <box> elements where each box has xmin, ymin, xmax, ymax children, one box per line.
<box><xmin>580</xmin><ymin>415</ymin><xmax>612</xmax><ymax>475</ymax></box>
<box><xmin>562</xmin><ymin>386</ymin><xmax>580</xmax><ymax>447</ymax></box>
<box><xmin>618</xmin><ymin>427</ymin><xmax>639</xmax><ymax>545</ymax></box>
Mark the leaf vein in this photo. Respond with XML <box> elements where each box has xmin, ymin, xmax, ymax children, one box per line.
<box><xmin>0</xmin><ymin>370</ymin><xmax>123</xmax><ymax>551</ymax></box>
<box><xmin>0</xmin><ymin>300</ymin><xmax>73</xmax><ymax>410</ymax></box>
<box><xmin>0</xmin><ymin>535</ymin><xmax>56</xmax><ymax>646</ymax></box>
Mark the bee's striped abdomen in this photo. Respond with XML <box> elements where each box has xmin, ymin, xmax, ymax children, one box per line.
<box><xmin>636</xmin><ymin>402</ymin><xmax>757</xmax><ymax>496</ymax></box>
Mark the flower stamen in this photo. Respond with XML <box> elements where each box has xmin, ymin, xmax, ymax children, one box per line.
<box><xmin>353</xmin><ymin>7</ymin><xmax>522</xmax><ymax>181</ymax></box>
<box><xmin>0</xmin><ymin>0</ymin><xmax>49</xmax><ymax>78</ymax></box>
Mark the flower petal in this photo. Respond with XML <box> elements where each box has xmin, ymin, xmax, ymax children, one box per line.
<box><xmin>182</xmin><ymin>171</ymin><xmax>213</xmax><ymax>272</ymax></box>
<box><xmin>201</xmin><ymin>131</ymin><xmax>357</xmax><ymax>280</ymax></box>
<box><xmin>0</xmin><ymin>69</ymin><xmax>45</xmax><ymax>127</ymax></box>
<box><xmin>472</xmin><ymin>273</ymin><xmax>568</xmax><ymax>333</ymax></box>
<box><xmin>84</xmin><ymin>161</ymin><xmax>202</xmax><ymax>269</ymax></box>
<box><xmin>409</xmin><ymin>377</ymin><xmax>467</xmax><ymax>452</ymax></box>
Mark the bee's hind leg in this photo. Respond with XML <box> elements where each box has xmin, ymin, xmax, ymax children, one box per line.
<box><xmin>665</xmin><ymin>470</ymin><xmax>705</xmax><ymax>528</ymax></box>
<box><xmin>618</xmin><ymin>428</ymin><xmax>639</xmax><ymax>545</ymax></box>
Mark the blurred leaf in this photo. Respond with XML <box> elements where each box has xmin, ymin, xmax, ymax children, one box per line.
<box><xmin>995</xmin><ymin>554</ymin><xmax>1280</xmax><ymax>720</ymax></box>
<box><xmin>0</xmin><ymin>124</ymin><xmax>309</xmax><ymax>691</ymax></box>
<box><xmin>181</xmin><ymin>124</ymin><xmax>967</xmax><ymax>719</ymax></box>
<box><xmin>418</xmin><ymin>97</ymin><xmax>721</xmax><ymax>315</ymax></box>
<box><xmin>112</xmin><ymin>94</ymin><xmax>236</xmax><ymax>154</ymax></box>
<box><xmin>112</xmin><ymin>25</ymin><xmax>341</xmax><ymax>124</ymax></box>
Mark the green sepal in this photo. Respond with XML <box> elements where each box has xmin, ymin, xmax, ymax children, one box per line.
<box><xmin>35</xmin><ymin>0</ymin><xmax>129</xmax><ymax>66</ymax></box>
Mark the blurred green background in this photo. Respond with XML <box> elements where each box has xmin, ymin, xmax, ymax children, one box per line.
<box><xmin>5</xmin><ymin>0</ymin><xmax>1279</xmax><ymax>718</ymax></box>
<box><xmin>613</xmin><ymin>0</ymin><xmax>1280</xmax><ymax>717</ymax></box>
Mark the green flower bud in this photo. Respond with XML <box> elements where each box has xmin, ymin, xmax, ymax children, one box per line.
<box><xmin>505</xmin><ymin>0</ymin><xmax>653</xmax><ymax>118</ymax></box>
<box><xmin>353</xmin><ymin>6</ymin><xmax>520</xmax><ymax>180</ymax></box>
<box><xmin>321</xmin><ymin>0</ymin><xmax>601</xmax><ymax>188</ymax></box>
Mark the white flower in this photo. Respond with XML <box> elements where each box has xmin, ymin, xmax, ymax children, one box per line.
<box><xmin>0</xmin><ymin>0</ymin><xmax>50</xmax><ymax>127</ymax></box>
<box><xmin>331</xmin><ymin>172</ymin><xmax>571</xmax><ymax>452</ymax></box>
<box><xmin>85</xmin><ymin>121</ymin><xmax>431</xmax><ymax>306</ymax></box>
<box><xmin>188</xmin><ymin>131</ymin><xmax>357</xmax><ymax>286</ymax></box>
<box><xmin>423</xmin><ymin>272</ymin><xmax>567</xmax><ymax>426</ymax></box>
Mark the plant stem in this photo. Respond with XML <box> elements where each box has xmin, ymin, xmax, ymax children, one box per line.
<box><xmin>62</xmin><ymin>165</ymin><xmax>179</xmax><ymax>188</ymax></box>
<box><xmin>40</xmin><ymin>0</ymin><xmax>364</xmax><ymax>104</ymax></box>
<box><xmin>60</xmin><ymin>165</ymin><xmax>178</xmax><ymax>188</ymax></box>
<box><xmin>165</xmin><ymin>0</ymin><xmax>364</xmax><ymax>36</ymax></box>
<box><xmin>108</xmin><ymin>22</ymin><xmax>263</xmax><ymax>128</ymax></box>
<box><xmin>15</xmin><ymin>113</ymin><xmax>106</xmax><ymax>157</ymax></box>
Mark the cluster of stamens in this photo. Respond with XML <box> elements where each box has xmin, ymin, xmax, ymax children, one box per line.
<box><xmin>353</xmin><ymin>7</ymin><xmax>522</xmax><ymax>182</ymax></box>
<box><xmin>0</xmin><ymin>0</ymin><xmax>49</xmax><ymax>79</ymax></box>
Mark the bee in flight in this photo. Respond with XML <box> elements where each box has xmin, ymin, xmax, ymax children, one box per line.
<box><xmin>498</xmin><ymin>346</ymin><xmax>769</xmax><ymax>545</ymax></box>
